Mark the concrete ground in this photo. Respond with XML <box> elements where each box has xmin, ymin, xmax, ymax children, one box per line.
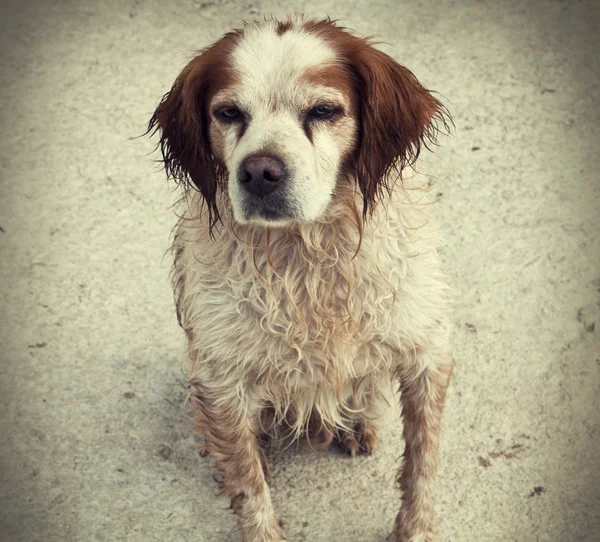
<box><xmin>1</xmin><ymin>0</ymin><xmax>598</xmax><ymax>540</ymax></box>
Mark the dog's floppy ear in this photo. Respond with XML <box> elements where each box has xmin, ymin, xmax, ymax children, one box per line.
<box><xmin>350</xmin><ymin>45</ymin><xmax>450</xmax><ymax>217</ymax></box>
<box><xmin>147</xmin><ymin>32</ymin><xmax>241</xmax><ymax>229</ymax></box>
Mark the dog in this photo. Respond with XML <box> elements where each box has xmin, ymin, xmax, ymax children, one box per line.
<box><xmin>148</xmin><ymin>16</ymin><xmax>453</xmax><ymax>542</ymax></box>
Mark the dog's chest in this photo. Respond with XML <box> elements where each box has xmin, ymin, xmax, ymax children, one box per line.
<box><xmin>177</xmin><ymin>226</ymin><xmax>409</xmax><ymax>381</ymax></box>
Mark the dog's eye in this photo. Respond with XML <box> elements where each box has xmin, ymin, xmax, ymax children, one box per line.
<box><xmin>215</xmin><ymin>106</ymin><xmax>242</xmax><ymax>122</ymax></box>
<box><xmin>307</xmin><ymin>104</ymin><xmax>341</xmax><ymax>121</ymax></box>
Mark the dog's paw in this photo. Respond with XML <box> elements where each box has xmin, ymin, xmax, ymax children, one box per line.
<box><xmin>336</xmin><ymin>422</ymin><xmax>377</xmax><ymax>456</ymax></box>
<box><xmin>306</xmin><ymin>422</ymin><xmax>334</xmax><ymax>451</ymax></box>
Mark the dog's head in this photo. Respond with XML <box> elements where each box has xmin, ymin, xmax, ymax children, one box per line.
<box><xmin>149</xmin><ymin>17</ymin><xmax>449</xmax><ymax>230</ymax></box>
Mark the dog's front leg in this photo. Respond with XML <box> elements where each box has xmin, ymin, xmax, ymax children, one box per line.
<box><xmin>188</xmin><ymin>379</ymin><xmax>286</xmax><ymax>542</ymax></box>
<box><xmin>391</xmin><ymin>362</ymin><xmax>454</xmax><ymax>542</ymax></box>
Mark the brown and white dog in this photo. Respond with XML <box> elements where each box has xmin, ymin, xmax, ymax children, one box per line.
<box><xmin>148</xmin><ymin>16</ymin><xmax>453</xmax><ymax>542</ymax></box>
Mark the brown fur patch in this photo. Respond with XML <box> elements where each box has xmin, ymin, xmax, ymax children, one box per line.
<box><xmin>300</xmin><ymin>64</ymin><xmax>357</xmax><ymax>110</ymax></box>
<box><xmin>276</xmin><ymin>19</ymin><xmax>294</xmax><ymax>36</ymax></box>
<box><xmin>147</xmin><ymin>28</ymin><xmax>244</xmax><ymax>232</ymax></box>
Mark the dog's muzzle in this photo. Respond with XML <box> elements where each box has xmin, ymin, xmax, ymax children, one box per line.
<box><xmin>237</xmin><ymin>154</ymin><xmax>295</xmax><ymax>222</ymax></box>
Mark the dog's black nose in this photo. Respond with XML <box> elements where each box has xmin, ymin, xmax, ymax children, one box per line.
<box><xmin>238</xmin><ymin>155</ymin><xmax>285</xmax><ymax>197</ymax></box>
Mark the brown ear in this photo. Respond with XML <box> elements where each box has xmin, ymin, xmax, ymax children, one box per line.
<box><xmin>350</xmin><ymin>45</ymin><xmax>451</xmax><ymax>217</ymax></box>
<box><xmin>147</xmin><ymin>31</ymin><xmax>241</xmax><ymax>229</ymax></box>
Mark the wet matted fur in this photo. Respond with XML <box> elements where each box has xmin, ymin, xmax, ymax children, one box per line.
<box><xmin>148</xmin><ymin>15</ymin><xmax>454</xmax><ymax>542</ymax></box>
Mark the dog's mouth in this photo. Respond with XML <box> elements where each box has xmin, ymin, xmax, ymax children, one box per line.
<box><xmin>241</xmin><ymin>194</ymin><xmax>298</xmax><ymax>224</ymax></box>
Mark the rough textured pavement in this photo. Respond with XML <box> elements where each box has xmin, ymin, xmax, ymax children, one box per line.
<box><xmin>1</xmin><ymin>1</ymin><xmax>599</xmax><ymax>541</ymax></box>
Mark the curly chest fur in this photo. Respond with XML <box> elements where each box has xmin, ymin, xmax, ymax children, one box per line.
<box><xmin>173</xmin><ymin>192</ymin><xmax>450</xmax><ymax>394</ymax></box>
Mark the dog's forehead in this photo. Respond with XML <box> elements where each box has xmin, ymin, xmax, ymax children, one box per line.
<box><xmin>228</xmin><ymin>24</ymin><xmax>339</xmax><ymax>106</ymax></box>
